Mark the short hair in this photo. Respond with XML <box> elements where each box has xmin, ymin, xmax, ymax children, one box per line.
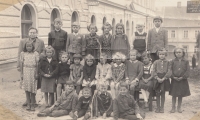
<box><xmin>28</xmin><ymin>27</ymin><xmax>38</xmax><ymax>33</ymax></box>
<box><xmin>157</xmin><ymin>48</ymin><xmax>167</xmax><ymax>56</ymax></box>
<box><xmin>85</xmin><ymin>54</ymin><xmax>95</xmax><ymax>61</ymax></box>
<box><xmin>87</xmin><ymin>24</ymin><xmax>98</xmax><ymax>32</ymax></box>
<box><xmin>54</xmin><ymin>18</ymin><xmax>62</xmax><ymax>24</ymax></box>
<box><xmin>66</xmin><ymin>81</ymin><xmax>74</xmax><ymax>86</ymax></box>
<box><xmin>82</xmin><ymin>87</ymin><xmax>91</xmax><ymax>94</ymax></box>
<box><xmin>59</xmin><ymin>51</ymin><xmax>69</xmax><ymax>61</ymax></box>
<box><xmin>44</xmin><ymin>46</ymin><xmax>55</xmax><ymax>56</ymax></box>
<box><xmin>141</xmin><ymin>51</ymin><xmax>151</xmax><ymax>61</ymax></box>
<box><xmin>115</xmin><ymin>23</ymin><xmax>125</xmax><ymax>34</ymax></box>
<box><xmin>153</xmin><ymin>16</ymin><xmax>163</xmax><ymax>23</ymax></box>
<box><xmin>130</xmin><ymin>49</ymin><xmax>138</xmax><ymax>55</ymax></box>
<box><xmin>174</xmin><ymin>47</ymin><xmax>185</xmax><ymax>58</ymax></box>
<box><xmin>73</xmin><ymin>53</ymin><xmax>83</xmax><ymax>61</ymax></box>
<box><xmin>71</xmin><ymin>22</ymin><xmax>80</xmax><ymax>27</ymax></box>
<box><xmin>102</xmin><ymin>22</ymin><xmax>112</xmax><ymax>31</ymax></box>
<box><xmin>97</xmin><ymin>81</ymin><xmax>108</xmax><ymax>90</ymax></box>
<box><xmin>118</xmin><ymin>81</ymin><xmax>129</xmax><ymax>90</ymax></box>
<box><xmin>23</xmin><ymin>41</ymin><xmax>35</xmax><ymax>52</ymax></box>
<box><xmin>100</xmin><ymin>52</ymin><xmax>108</xmax><ymax>59</ymax></box>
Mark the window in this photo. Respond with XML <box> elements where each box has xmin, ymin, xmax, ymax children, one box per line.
<box><xmin>184</xmin><ymin>30</ymin><xmax>188</xmax><ymax>38</ymax></box>
<box><xmin>103</xmin><ymin>17</ymin><xmax>106</xmax><ymax>25</ymax></box>
<box><xmin>171</xmin><ymin>30</ymin><xmax>175</xmax><ymax>38</ymax></box>
<box><xmin>21</xmin><ymin>5</ymin><xmax>33</xmax><ymax>38</ymax></box>
<box><xmin>195</xmin><ymin>30</ymin><xmax>200</xmax><ymax>38</ymax></box>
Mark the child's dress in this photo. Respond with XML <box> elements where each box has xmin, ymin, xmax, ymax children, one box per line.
<box><xmin>57</xmin><ymin>62</ymin><xmax>70</xmax><ymax>84</ymax></box>
<box><xmin>20</xmin><ymin>51</ymin><xmax>39</xmax><ymax>93</ymax></box>
<box><xmin>111</xmin><ymin>34</ymin><xmax>130</xmax><ymax>58</ymax></box>
<box><xmin>99</xmin><ymin>34</ymin><xmax>112</xmax><ymax>59</ymax></box>
<box><xmin>70</xmin><ymin>64</ymin><xmax>83</xmax><ymax>86</ymax></box>
<box><xmin>169</xmin><ymin>58</ymin><xmax>191</xmax><ymax>97</ymax></box>
<box><xmin>112</xmin><ymin>63</ymin><xmax>126</xmax><ymax>83</ymax></box>
<box><xmin>40</xmin><ymin>57</ymin><xmax>58</xmax><ymax>93</ymax></box>
<box><xmin>139</xmin><ymin>63</ymin><xmax>154</xmax><ymax>92</ymax></box>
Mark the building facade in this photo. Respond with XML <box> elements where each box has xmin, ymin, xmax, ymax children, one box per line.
<box><xmin>0</xmin><ymin>0</ymin><xmax>155</xmax><ymax>64</ymax></box>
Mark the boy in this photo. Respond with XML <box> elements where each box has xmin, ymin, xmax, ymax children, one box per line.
<box><xmin>66</xmin><ymin>22</ymin><xmax>86</xmax><ymax>64</ymax></box>
<box><xmin>70</xmin><ymin>87</ymin><xmax>92</xmax><ymax>120</ymax></box>
<box><xmin>91</xmin><ymin>82</ymin><xmax>113</xmax><ymax>119</ymax></box>
<box><xmin>113</xmin><ymin>82</ymin><xmax>145</xmax><ymax>120</ymax></box>
<box><xmin>147</xmin><ymin>16</ymin><xmax>168</xmax><ymax>63</ymax></box>
<box><xmin>132</xmin><ymin>22</ymin><xmax>147</xmax><ymax>61</ymax></box>
<box><xmin>37</xmin><ymin>81</ymin><xmax>78</xmax><ymax>117</ymax></box>
<box><xmin>48</xmin><ymin>18</ymin><xmax>68</xmax><ymax>61</ymax></box>
<box><xmin>153</xmin><ymin>48</ymin><xmax>171</xmax><ymax>113</ymax></box>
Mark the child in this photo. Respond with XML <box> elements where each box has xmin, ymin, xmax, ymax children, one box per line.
<box><xmin>48</xmin><ymin>18</ymin><xmax>68</xmax><ymax>61</ymax></box>
<box><xmin>20</xmin><ymin>41</ymin><xmax>39</xmax><ymax>111</ymax></box>
<box><xmin>153</xmin><ymin>48</ymin><xmax>171</xmax><ymax>113</ymax></box>
<box><xmin>95</xmin><ymin>53</ymin><xmax>112</xmax><ymax>86</ymax></box>
<box><xmin>40</xmin><ymin>46</ymin><xmax>58</xmax><ymax>107</ymax></box>
<box><xmin>91</xmin><ymin>82</ymin><xmax>113</xmax><ymax>119</ymax></box>
<box><xmin>111</xmin><ymin>52</ymin><xmax>126</xmax><ymax>99</ymax></box>
<box><xmin>113</xmin><ymin>82</ymin><xmax>144</xmax><ymax>120</ymax></box>
<box><xmin>169</xmin><ymin>48</ymin><xmax>191</xmax><ymax>113</ymax></box>
<box><xmin>85</xmin><ymin>24</ymin><xmax>100</xmax><ymax>63</ymax></box>
<box><xmin>57</xmin><ymin>52</ymin><xmax>70</xmax><ymax>99</ymax></box>
<box><xmin>147</xmin><ymin>16</ymin><xmax>168</xmax><ymax>63</ymax></box>
<box><xmin>125</xmin><ymin>49</ymin><xmax>143</xmax><ymax>100</ymax></box>
<box><xmin>99</xmin><ymin>22</ymin><xmax>112</xmax><ymax>63</ymax></box>
<box><xmin>70</xmin><ymin>53</ymin><xmax>84</xmax><ymax>95</ymax></box>
<box><xmin>66</xmin><ymin>22</ymin><xmax>86</xmax><ymax>64</ymax></box>
<box><xmin>133</xmin><ymin>22</ymin><xmax>147</xmax><ymax>61</ymax></box>
<box><xmin>139</xmin><ymin>52</ymin><xmax>154</xmax><ymax>108</ymax></box>
<box><xmin>111</xmin><ymin>23</ymin><xmax>130</xmax><ymax>58</ymax></box>
<box><xmin>70</xmin><ymin>87</ymin><xmax>92</xmax><ymax>120</ymax></box>
<box><xmin>82</xmin><ymin>54</ymin><xmax>97</xmax><ymax>96</ymax></box>
<box><xmin>37</xmin><ymin>81</ymin><xmax>78</xmax><ymax>117</ymax></box>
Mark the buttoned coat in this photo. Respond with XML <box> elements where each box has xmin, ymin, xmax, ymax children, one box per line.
<box><xmin>147</xmin><ymin>28</ymin><xmax>168</xmax><ymax>53</ymax></box>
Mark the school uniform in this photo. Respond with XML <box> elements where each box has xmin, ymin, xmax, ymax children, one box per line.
<box><xmin>147</xmin><ymin>27</ymin><xmax>168</xmax><ymax>62</ymax></box>
<box><xmin>113</xmin><ymin>93</ymin><xmax>145</xmax><ymax>120</ymax></box>
<box><xmin>39</xmin><ymin>57</ymin><xmax>58</xmax><ymax>93</ymax></box>
<box><xmin>66</xmin><ymin>33</ymin><xmax>86</xmax><ymax>63</ymax></box>
<box><xmin>48</xmin><ymin>29</ymin><xmax>68</xmax><ymax>60</ymax></box>
<box><xmin>170</xmin><ymin>58</ymin><xmax>190</xmax><ymax>97</ymax></box>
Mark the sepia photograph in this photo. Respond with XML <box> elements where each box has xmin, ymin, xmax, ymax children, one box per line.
<box><xmin>0</xmin><ymin>0</ymin><xmax>200</xmax><ymax>120</ymax></box>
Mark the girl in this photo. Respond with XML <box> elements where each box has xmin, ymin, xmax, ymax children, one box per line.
<box><xmin>170</xmin><ymin>48</ymin><xmax>191</xmax><ymax>113</ymax></box>
<box><xmin>125</xmin><ymin>49</ymin><xmax>143</xmax><ymax>101</ymax></box>
<box><xmin>111</xmin><ymin>23</ymin><xmax>130</xmax><ymax>58</ymax></box>
<box><xmin>70</xmin><ymin>53</ymin><xmax>84</xmax><ymax>95</ymax></box>
<box><xmin>99</xmin><ymin>22</ymin><xmax>112</xmax><ymax>63</ymax></box>
<box><xmin>82</xmin><ymin>54</ymin><xmax>97</xmax><ymax>96</ymax></box>
<box><xmin>57</xmin><ymin>52</ymin><xmax>70</xmax><ymax>99</ymax></box>
<box><xmin>40</xmin><ymin>46</ymin><xmax>58</xmax><ymax>107</ymax></box>
<box><xmin>139</xmin><ymin>52</ymin><xmax>154</xmax><ymax>108</ymax></box>
<box><xmin>20</xmin><ymin>41</ymin><xmax>39</xmax><ymax>111</ymax></box>
<box><xmin>111</xmin><ymin>52</ymin><xmax>126</xmax><ymax>99</ymax></box>
<box><xmin>85</xmin><ymin>24</ymin><xmax>100</xmax><ymax>63</ymax></box>
<box><xmin>153</xmin><ymin>48</ymin><xmax>171</xmax><ymax>113</ymax></box>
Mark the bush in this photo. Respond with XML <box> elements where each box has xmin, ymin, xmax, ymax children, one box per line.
<box><xmin>189</xmin><ymin>68</ymin><xmax>200</xmax><ymax>79</ymax></box>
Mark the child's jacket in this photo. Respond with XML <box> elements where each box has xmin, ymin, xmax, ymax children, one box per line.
<box><xmin>75</xmin><ymin>96</ymin><xmax>91</xmax><ymax>112</ymax></box>
<box><xmin>54</xmin><ymin>90</ymin><xmax>78</xmax><ymax>112</ymax></box>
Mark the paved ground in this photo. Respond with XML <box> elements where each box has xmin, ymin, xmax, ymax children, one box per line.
<box><xmin>0</xmin><ymin>64</ymin><xmax>200</xmax><ymax>120</ymax></box>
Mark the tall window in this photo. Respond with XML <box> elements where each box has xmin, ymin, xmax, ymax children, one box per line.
<box><xmin>195</xmin><ymin>30</ymin><xmax>199</xmax><ymax>38</ymax></box>
<box><xmin>171</xmin><ymin>30</ymin><xmax>175</xmax><ymax>38</ymax></box>
<box><xmin>103</xmin><ymin>17</ymin><xmax>106</xmax><ymax>25</ymax></box>
<box><xmin>91</xmin><ymin>15</ymin><xmax>96</xmax><ymax>25</ymax></box>
<box><xmin>21</xmin><ymin>5</ymin><xmax>32</xmax><ymax>38</ymax></box>
<box><xmin>184</xmin><ymin>30</ymin><xmax>188</xmax><ymax>38</ymax></box>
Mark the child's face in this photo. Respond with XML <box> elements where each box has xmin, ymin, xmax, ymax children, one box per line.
<box><xmin>119</xmin><ymin>87</ymin><xmax>128</xmax><ymax>95</ymax></box>
<box><xmin>29</xmin><ymin>29</ymin><xmax>37</xmax><ymax>39</ymax></box>
<box><xmin>61</xmin><ymin>54</ymin><xmax>68</xmax><ymax>63</ymax></box>
<box><xmin>89</xmin><ymin>26</ymin><xmax>96</xmax><ymax>34</ymax></box>
<box><xmin>65</xmin><ymin>84</ymin><xmax>74</xmax><ymax>92</ymax></box>
<box><xmin>116</xmin><ymin>26</ymin><xmax>123</xmax><ymax>34</ymax></box>
<box><xmin>86</xmin><ymin>59</ymin><xmax>93</xmax><ymax>66</ymax></box>
<box><xmin>115</xmin><ymin>59</ymin><xmax>122</xmax><ymax>65</ymax></box>
<box><xmin>54</xmin><ymin>21</ymin><xmax>62</xmax><ymax>30</ymax></box>
<box><xmin>175</xmin><ymin>49</ymin><xmax>183</xmax><ymax>58</ymax></box>
<box><xmin>26</xmin><ymin>44</ymin><xmax>33</xmax><ymax>52</ymax></box>
<box><xmin>130</xmin><ymin>52</ymin><xmax>137</xmax><ymax>61</ymax></box>
<box><xmin>154</xmin><ymin>19</ymin><xmax>162</xmax><ymax>28</ymax></box>
<box><xmin>46</xmin><ymin>50</ymin><xmax>53</xmax><ymax>58</ymax></box>
<box><xmin>83</xmin><ymin>90</ymin><xmax>91</xmax><ymax>98</ymax></box>
<box><xmin>100</xmin><ymin>57</ymin><xmax>107</xmax><ymax>64</ymax></box>
<box><xmin>158</xmin><ymin>52</ymin><xmax>166</xmax><ymax>60</ymax></box>
<box><xmin>104</xmin><ymin>26</ymin><xmax>110</xmax><ymax>34</ymax></box>
<box><xmin>72</xmin><ymin>25</ymin><xmax>80</xmax><ymax>33</ymax></box>
<box><xmin>143</xmin><ymin>57</ymin><xmax>150</xmax><ymax>65</ymax></box>
<box><xmin>74</xmin><ymin>58</ymin><xmax>81</xmax><ymax>65</ymax></box>
<box><xmin>137</xmin><ymin>26</ymin><xmax>144</xmax><ymax>32</ymax></box>
<box><xmin>99</xmin><ymin>85</ymin><xmax>107</xmax><ymax>93</ymax></box>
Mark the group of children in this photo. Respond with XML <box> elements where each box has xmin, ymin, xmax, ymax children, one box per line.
<box><xmin>19</xmin><ymin>16</ymin><xmax>191</xmax><ymax>120</ymax></box>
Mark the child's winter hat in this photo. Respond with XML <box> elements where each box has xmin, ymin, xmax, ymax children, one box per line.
<box><xmin>73</xmin><ymin>53</ymin><xmax>82</xmax><ymax>61</ymax></box>
<box><xmin>153</xmin><ymin>16</ymin><xmax>163</xmax><ymax>23</ymax></box>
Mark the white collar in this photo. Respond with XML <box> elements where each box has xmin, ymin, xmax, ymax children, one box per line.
<box><xmin>113</xmin><ymin>63</ymin><xmax>123</xmax><ymax>67</ymax></box>
<box><xmin>137</xmin><ymin>30</ymin><xmax>144</xmax><ymax>35</ymax></box>
<box><xmin>129</xmin><ymin>60</ymin><xmax>138</xmax><ymax>63</ymax></box>
<box><xmin>73</xmin><ymin>32</ymin><xmax>79</xmax><ymax>36</ymax></box>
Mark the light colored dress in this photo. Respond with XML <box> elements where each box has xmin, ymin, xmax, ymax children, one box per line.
<box><xmin>20</xmin><ymin>51</ymin><xmax>39</xmax><ymax>93</ymax></box>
